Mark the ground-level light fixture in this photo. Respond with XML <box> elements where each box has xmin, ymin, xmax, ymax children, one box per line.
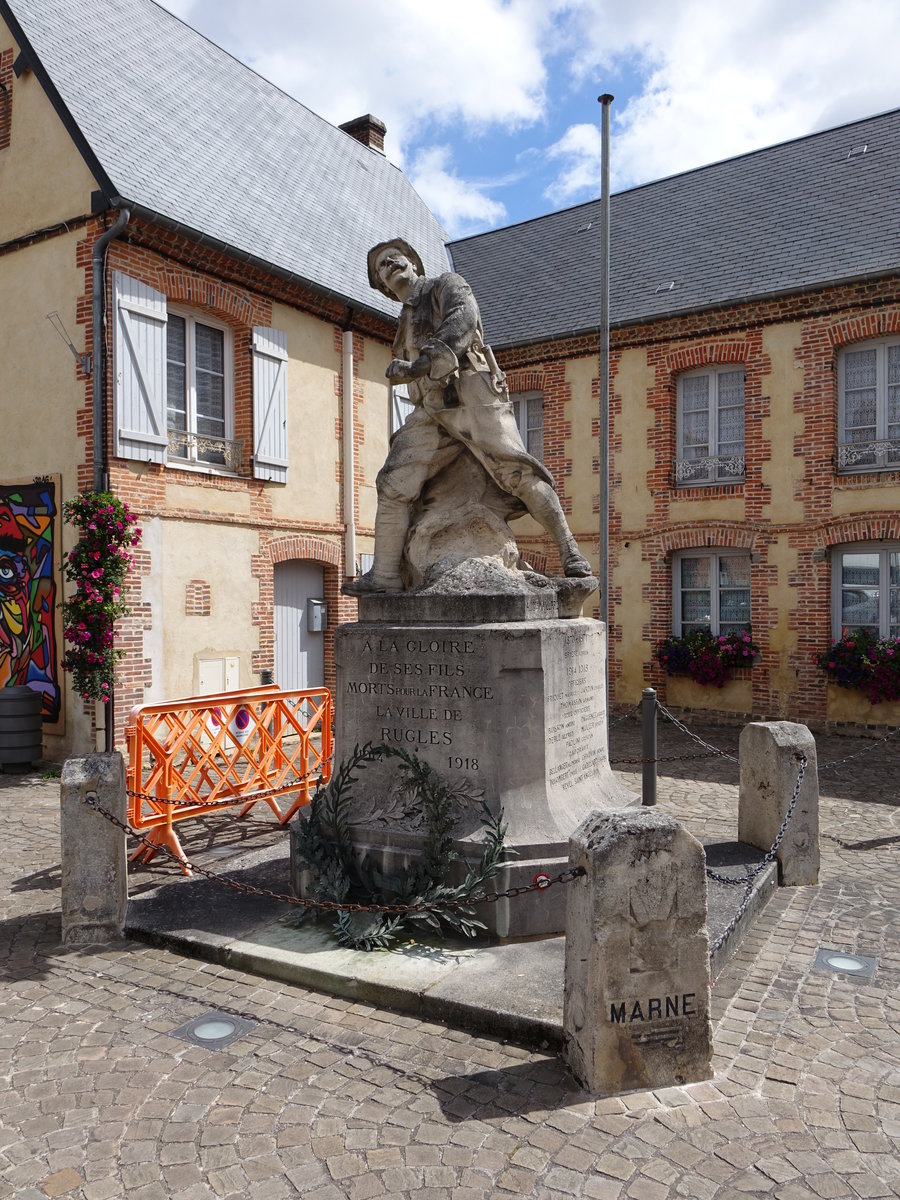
<box><xmin>169</xmin><ymin>1011</ymin><xmax>257</xmax><ymax>1049</ymax></box>
<box><xmin>812</xmin><ymin>948</ymin><xmax>877</xmax><ymax>979</ymax></box>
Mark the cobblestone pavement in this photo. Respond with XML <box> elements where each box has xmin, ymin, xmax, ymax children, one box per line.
<box><xmin>1</xmin><ymin>716</ymin><xmax>898</xmax><ymax>1200</ymax></box>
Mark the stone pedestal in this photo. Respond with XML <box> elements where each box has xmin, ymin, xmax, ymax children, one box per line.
<box><xmin>60</xmin><ymin>753</ymin><xmax>128</xmax><ymax>945</ymax></box>
<box><xmin>738</xmin><ymin>721</ymin><xmax>819</xmax><ymax>886</ymax></box>
<box><xmin>563</xmin><ymin>809</ymin><xmax>712</xmax><ymax>1094</ymax></box>
<box><xmin>304</xmin><ymin>612</ymin><xmax>637</xmax><ymax>937</ymax></box>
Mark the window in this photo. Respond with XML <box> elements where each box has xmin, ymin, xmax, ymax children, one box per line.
<box><xmin>674</xmin><ymin>551</ymin><xmax>751</xmax><ymax>635</ymax></box>
<box><xmin>113</xmin><ymin>271</ymin><xmax>286</xmax><ymax>478</ymax></box>
<box><xmin>512</xmin><ymin>392</ymin><xmax>544</xmax><ymax>460</ymax></box>
<box><xmin>675</xmin><ymin>367</ymin><xmax>745</xmax><ymax>485</ymax></box>
<box><xmin>837</xmin><ymin>338</ymin><xmax>900</xmax><ymax>472</ymax></box>
<box><xmin>832</xmin><ymin>546</ymin><xmax>900</xmax><ymax>639</ymax></box>
<box><xmin>390</xmin><ymin>383</ymin><xmax>414</xmax><ymax>436</ymax></box>
<box><xmin>166</xmin><ymin>310</ymin><xmax>234</xmax><ymax>467</ymax></box>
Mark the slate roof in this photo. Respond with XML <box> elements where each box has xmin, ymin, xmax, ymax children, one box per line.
<box><xmin>1</xmin><ymin>0</ymin><xmax>450</xmax><ymax>321</ymax></box>
<box><xmin>449</xmin><ymin>109</ymin><xmax>900</xmax><ymax>349</ymax></box>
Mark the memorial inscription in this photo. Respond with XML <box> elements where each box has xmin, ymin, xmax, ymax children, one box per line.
<box><xmin>343</xmin><ymin>633</ymin><xmax>495</xmax><ymax>776</ymax></box>
<box><xmin>545</xmin><ymin>631</ymin><xmax>605</xmax><ymax>791</ymax></box>
<box><xmin>610</xmin><ymin>994</ymin><xmax>697</xmax><ymax>1023</ymax></box>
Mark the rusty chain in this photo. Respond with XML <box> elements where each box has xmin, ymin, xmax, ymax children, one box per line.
<box><xmin>84</xmin><ymin>793</ymin><xmax>585</xmax><ymax>913</ymax></box>
<box><xmin>609</xmin><ymin>750</ymin><xmax>722</xmax><ymax>766</ymax></box>
<box><xmin>706</xmin><ymin>755</ymin><xmax>807</xmax><ymax>960</ymax></box>
<box><xmin>126</xmin><ymin>776</ymin><xmax>320</xmax><ymax>811</ymax></box>
<box><xmin>819</xmin><ymin>724</ymin><xmax>900</xmax><ymax>772</ymax></box>
<box><xmin>656</xmin><ymin>702</ymin><xmax>740</xmax><ymax>762</ymax></box>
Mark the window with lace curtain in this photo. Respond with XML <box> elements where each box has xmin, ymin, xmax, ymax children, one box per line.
<box><xmin>832</xmin><ymin>546</ymin><xmax>900</xmax><ymax>639</ymax></box>
<box><xmin>166</xmin><ymin>309</ymin><xmax>234</xmax><ymax>467</ymax></box>
<box><xmin>674</xmin><ymin>550</ymin><xmax>752</xmax><ymax>635</ymax></box>
<box><xmin>512</xmin><ymin>392</ymin><xmax>544</xmax><ymax>460</ymax></box>
<box><xmin>837</xmin><ymin>338</ymin><xmax>900</xmax><ymax>472</ymax></box>
<box><xmin>675</xmin><ymin>366</ymin><xmax>745</xmax><ymax>485</ymax></box>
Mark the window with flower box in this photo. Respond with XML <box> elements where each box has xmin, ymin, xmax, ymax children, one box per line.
<box><xmin>837</xmin><ymin>338</ymin><xmax>900</xmax><ymax>472</ymax></box>
<box><xmin>675</xmin><ymin>366</ymin><xmax>745</xmax><ymax>485</ymax></box>
<box><xmin>674</xmin><ymin>550</ymin><xmax>751</xmax><ymax>636</ymax></box>
<box><xmin>832</xmin><ymin>545</ymin><xmax>900</xmax><ymax>640</ymax></box>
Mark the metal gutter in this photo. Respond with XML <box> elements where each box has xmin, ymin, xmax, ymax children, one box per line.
<box><xmin>341</xmin><ymin>321</ymin><xmax>357</xmax><ymax>578</ymax></box>
<box><xmin>92</xmin><ymin>207</ymin><xmax>130</xmax><ymax>492</ymax></box>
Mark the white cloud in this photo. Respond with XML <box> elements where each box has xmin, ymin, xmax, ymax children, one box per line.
<box><xmin>163</xmin><ymin>0</ymin><xmax>559</xmax><ymax>166</ymax></box>
<box><xmin>407</xmin><ymin>147</ymin><xmax>507</xmax><ymax>238</ymax></box>
<box><xmin>544</xmin><ymin>123</ymin><xmax>604</xmax><ymax>205</ymax></box>
<box><xmin>158</xmin><ymin>0</ymin><xmax>900</xmax><ymax>227</ymax></box>
<box><xmin>559</xmin><ymin>0</ymin><xmax>900</xmax><ymax>193</ymax></box>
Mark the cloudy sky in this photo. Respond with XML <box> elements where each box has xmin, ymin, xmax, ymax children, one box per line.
<box><xmin>159</xmin><ymin>0</ymin><xmax>900</xmax><ymax>239</ymax></box>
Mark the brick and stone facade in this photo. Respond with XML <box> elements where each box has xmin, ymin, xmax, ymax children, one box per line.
<box><xmin>497</xmin><ymin>276</ymin><xmax>900</xmax><ymax>728</ymax></box>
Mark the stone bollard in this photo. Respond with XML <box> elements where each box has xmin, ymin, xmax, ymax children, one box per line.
<box><xmin>563</xmin><ymin>808</ymin><xmax>712</xmax><ymax>1094</ymax></box>
<box><xmin>60</xmin><ymin>753</ymin><xmax>128</xmax><ymax>944</ymax></box>
<box><xmin>738</xmin><ymin>722</ymin><xmax>819</xmax><ymax>886</ymax></box>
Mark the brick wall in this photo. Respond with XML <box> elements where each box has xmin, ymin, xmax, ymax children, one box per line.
<box><xmin>498</xmin><ymin>275</ymin><xmax>900</xmax><ymax>727</ymax></box>
<box><xmin>0</xmin><ymin>48</ymin><xmax>12</xmax><ymax>151</ymax></box>
<box><xmin>67</xmin><ymin>217</ymin><xmax>380</xmax><ymax>744</ymax></box>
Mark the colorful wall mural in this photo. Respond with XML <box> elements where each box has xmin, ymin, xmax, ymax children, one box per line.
<box><xmin>0</xmin><ymin>479</ymin><xmax>61</xmax><ymax>724</ymax></box>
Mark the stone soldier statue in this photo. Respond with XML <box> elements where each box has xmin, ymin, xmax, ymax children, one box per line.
<box><xmin>344</xmin><ymin>238</ymin><xmax>592</xmax><ymax>596</ymax></box>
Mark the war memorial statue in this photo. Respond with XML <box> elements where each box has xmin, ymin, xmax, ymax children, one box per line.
<box><xmin>344</xmin><ymin>238</ymin><xmax>592</xmax><ymax>599</ymax></box>
<box><xmin>293</xmin><ymin>240</ymin><xmax>637</xmax><ymax>939</ymax></box>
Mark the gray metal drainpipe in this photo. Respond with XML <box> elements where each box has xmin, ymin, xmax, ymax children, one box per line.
<box><xmin>92</xmin><ymin>206</ymin><xmax>130</xmax><ymax>493</ymax></box>
<box><xmin>90</xmin><ymin>205</ymin><xmax>129</xmax><ymax>753</ymax></box>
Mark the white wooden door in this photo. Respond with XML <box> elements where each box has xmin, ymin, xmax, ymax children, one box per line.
<box><xmin>274</xmin><ymin>560</ymin><xmax>325</xmax><ymax>690</ymax></box>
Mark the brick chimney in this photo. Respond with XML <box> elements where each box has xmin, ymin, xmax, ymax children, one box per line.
<box><xmin>339</xmin><ymin>114</ymin><xmax>387</xmax><ymax>154</ymax></box>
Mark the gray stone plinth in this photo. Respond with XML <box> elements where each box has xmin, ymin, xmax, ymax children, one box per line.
<box><xmin>357</xmin><ymin>575</ymin><xmax>598</xmax><ymax>624</ymax></box>
<box><xmin>563</xmin><ymin>809</ymin><xmax>712</xmax><ymax>1094</ymax></box>
<box><xmin>297</xmin><ymin>617</ymin><xmax>636</xmax><ymax>938</ymax></box>
<box><xmin>60</xmin><ymin>753</ymin><xmax>128</xmax><ymax>944</ymax></box>
<box><xmin>738</xmin><ymin>721</ymin><xmax>819</xmax><ymax>886</ymax></box>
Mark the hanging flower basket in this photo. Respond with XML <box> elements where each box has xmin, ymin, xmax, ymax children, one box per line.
<box><xmin>817</xmin><ymin>629</ymin><xmax>900</xmax><ymax>704</ymax></box>
<box><xmin>655</xmin><ymin>629</ymin><xmax>758</xmax><ymax>688</ymax></box>
<box><xmin>61</xmin><ymin>492</ymin><xmax>141</xmax><ymax>703</ymax></box>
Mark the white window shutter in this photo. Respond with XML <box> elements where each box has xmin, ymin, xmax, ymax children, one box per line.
<box><xmin>252</xmin><ymin>327</ymin><xmax>289</xmax><ymax>482</ymax></box>
<box><xmin>113</xmin><ymin>271</ymin><xmax>168</xmax><ymax>463</ymax></box>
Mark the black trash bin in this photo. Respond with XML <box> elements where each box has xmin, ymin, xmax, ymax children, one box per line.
<box><xmin>0</xmin><ymin>685</ymin><xmax>43</xmax><ymax>769</ymax></box>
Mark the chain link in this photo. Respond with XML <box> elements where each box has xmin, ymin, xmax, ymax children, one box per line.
<box><xmin>607</xmin><ymin>702</ymin><xmax>642</xmax><ymax>729</ymax></box>
<box><xmin>126</xmin><ymin>776</ymin><xmax>320</xmax><ymax>811</ymax></box>
<box><xmin>656</xmin><ymin>702</ymin><xmax>740</xmax><ymax>762</ymax></box>
<box><xmin>84</xmin><ymin>793</ymin><xmax>584</xmax><ymax>913</ymax></box>
<box><xmin>819</xmin><ymin>724</ymin><xmax>900</xmax><ymax>772</ymax></box>
<box><xmin>610</xmin><ymin>750</ymin><xmax>722</xmax><ymax>767</ymax></box>
<box><xmin>706</xmin><ymin>754</ymin><xmax>807</xmax><ymax>959</ymax></box>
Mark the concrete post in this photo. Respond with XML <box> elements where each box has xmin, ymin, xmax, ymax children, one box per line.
<box><xmin>738</xmin><ymin>722</ymin><xmax>819</xmax><ymax>886</ymax></box>
<box><xmin>563</xmin><ymin>808</ymin><xmax>712</xmax><ymax>1094</ymax></box>
<box><xmin>641</xmin><ymin>688</ymin><xmax>657</xmax><ymax>806</ymax></box>
<box><xmin>60</xmin><ymin>753</ymin><xmax>128</xmax><ymax>944</ymax></box>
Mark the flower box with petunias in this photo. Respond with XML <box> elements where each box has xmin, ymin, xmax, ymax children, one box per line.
<box><xmin>655</xmin><ymin>629</ymin><xmax>758</xmax><ymax>688</ymax></box>
<box><xmin>817</xmin><ymin>629</ymin><xmax>900</xmax><ymax>704</ymax></box>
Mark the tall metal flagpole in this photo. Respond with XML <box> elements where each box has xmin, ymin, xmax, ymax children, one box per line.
<box><xmin>598</xmin><ymin>95</ymin><xmax>613</xmax><ymax>701</ymax></box>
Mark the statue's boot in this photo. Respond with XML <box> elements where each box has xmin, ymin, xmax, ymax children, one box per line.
<box><xmin>521</xmin><ymin>481</ymin><xmax>593</xmax><ymax>578</ymax></box>
<box><xmin>342</xmin><ymin>498</ymin><xmax>408</xmax><ymax>595</ymax></box>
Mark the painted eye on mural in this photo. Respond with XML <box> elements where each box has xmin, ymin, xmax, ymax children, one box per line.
<box><xmin>0</xmin><ymin>561</ymin><xmax>16</xmax><ymax>582</ymax></box>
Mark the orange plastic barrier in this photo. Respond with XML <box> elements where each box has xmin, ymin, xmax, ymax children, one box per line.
<box><xmin>125</xmin><ymin>685</ymin><xmax>332</xmax><ymax>874</ymax></box>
